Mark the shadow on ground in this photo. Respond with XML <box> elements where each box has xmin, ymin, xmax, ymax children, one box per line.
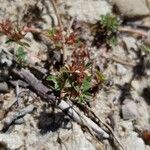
<box><xmin>37</xmin><ymin>111</ymin><xmax>72</xmax><ymax>134</ymax></box>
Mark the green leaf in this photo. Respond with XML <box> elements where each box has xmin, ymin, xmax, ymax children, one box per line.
<box><xmin>47</xmin><ymin>75</ymin><xmax>61</xmax><ymax>90</ymax></box>
<box><xmin>5</xmin><ymin>39</ymin><xmax>14</xmax><ymax>44</ymax></box>
<box><xmin>18</xmin><ymin>41</ymin><xmax>30</xmax><ymax>47</ymax></box>
<box><xmin>17</xmin><ymin>47</ymin><xmax>26</xmax><ymax>56</ymax></box>
<box><xmin>82</xmin><ymin>76</ymin><xmax>92</xmax><ymax>92</ymax></box>
<box><xmin>85</xmin><ymin>62</ymin><xmax>92</xmax><ymax>69</ymax></box>
<box><xmin>79</xmin><ymin>94</ymin><xmax>84</xmax><ymax>103</ymax></box>
<box><xmin>64</xmin><ymin>78</ymin><xmax>72</xmax><ymax>88</ymax></box>
<box><xmin>0</xmin><ymin>32</ymin><xmax>4</xmax><ymax>36</ymax></box>
<box><xmin>47</xmin><ymin>28</ymin><xmax>56</xmax><ymax>37</ymax></box>
<box><xmin>100</xmin><ymin>14</ymin><xmax>120</xmax><ymax>32</ymax></box>
<box><xmin>16</xmin><ymin>47</ymin><xmax>27</xmax><ymax>63</ymax></box>
<box><xmin>140</xmin><ymin>44</ymin><xmax>150</xmax><ymax>53</ymax></box>
<box><xmin>79</xmin><ymin>92</ymin><xmax>92</xmax><ymax>103</ymax></box>
<box><xmin>96</xmin><ymin>70</ymin><xmax>106</xmax><ymax>82</ymax></box>
<box><xmin>107</xmin><ymin>36</ymin><xmax>118</xmax><ymax>47</ymax></box>
<box><xmin>83</xmin><ymin>91</ymin><xmax>92</xmax><ymax>99</ymax></box>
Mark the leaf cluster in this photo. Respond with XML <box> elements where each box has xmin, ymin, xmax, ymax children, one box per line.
<box><xmin>47</xmin><ymin>48</ymin><xmax>105</xmax><ymax>103</ymax></box>
<box><xmin>16</xmin><ymin>47</ymin><xmax>27</xmax><ymax>64</ymax></box>
<box><xmin>46</xmin><ymin>27</ymin><xmax>77</xmax><ymax>49</ymax></box>
<box><xmin>100</xmin><ymin>14</ymin><xmax>120</xmax><ymax>33</ymax></box>
<box><xmin>92</xmin><ymin>14</ymin><xmax>120</xmax><ymax>48</ymax></box>
<box><xmin>100</xmin><ymin>14</ymin><xmax>120</xmax><ymax>47</ymax></box>
<box><xmin>0</xmin><ymin>20</ymin><xmax>25</xmax><ymax>44</ymax></box>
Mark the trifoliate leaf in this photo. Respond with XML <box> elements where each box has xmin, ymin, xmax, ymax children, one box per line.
<box><xmin>47</xmin><ymin>75</ymin><xmax>61</xmax><ymax>90</ymax></box>
<box><xmin>82</xmin><ymin>76</ymin><xmax>92</xmax><ymax>92</ymax></box>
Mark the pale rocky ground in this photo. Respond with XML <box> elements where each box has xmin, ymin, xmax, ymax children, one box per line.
<box><xmin>0</xmin><ymin>0</ymin><xmax>150</xmax><ymax>150</ymax></box>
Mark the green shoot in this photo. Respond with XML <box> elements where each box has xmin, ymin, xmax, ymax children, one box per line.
<box><xmin>100</xmin><ymin>13</ymin><xmax>120</xmax><ymax>33</ymax></box>
<box><xmin>16</xmin><ymin>47</ymin><xmax>27</xmax><ymax>64</ymax></box>
<box><xmin>140</xmin><ymin>44</ymin><xmax>150</xmax><ymax>53</ymax></box>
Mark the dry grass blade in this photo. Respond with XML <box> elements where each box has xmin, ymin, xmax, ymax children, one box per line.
<box><xmin>118</xmin><ymin>26</ymin><xmax>147</xmax><ymax>37</ymax></box>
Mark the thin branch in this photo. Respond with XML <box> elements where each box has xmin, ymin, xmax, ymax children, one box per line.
<box><xmin>102</xmin><ymin>51</ymin><xmax>136</xmax><ymax>67</ymax></box>
<box><xmin>50</xmin><ymin>0</ymin><xmax>67</xmax><ymax>63</ymax></box>
<box><xmin>2</xmin><ymin>105</ymin><xmax>35</xmax><ymax>130</ymax></box>
<box><xmin>66</xmin><ymin>17</ymin><xmax>75</xmax><ymax>37</ymax></box>
<box><xmin>111</xmin><ymin>54</ymin><xmax>136</xmax><ymax>67</ymax></box>
<box><xmin>89</xmin><ymin>109</ymin><xmax>125</xmax><ymax>150</ymax></box>
<box><xmin>75</xmin><ymin>103</ymin><xmax>125</xmax><ymax>150</ymax></box>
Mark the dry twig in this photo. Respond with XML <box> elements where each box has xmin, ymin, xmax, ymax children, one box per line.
<box><xmin>66</xmin><ymin>17</ymin><xmax>75</xmax><ymax>37</ymax></box>
<box><xmin>75</xmin><ymin>103</ymin><xmax>125</xmax><ymax>150</ymax></box>
<box><xmin>89</xmin><ymin>109</ymin><xmax>125</xmax><ymax>150</ymax></box>
<box><xmin>111</xmin><ymin>54</ymin><xmax>136</xmax><ymax>67</ymax></box>
<box><xmin>2</xmin><ymin>105</ymin><xmax>35</xmax><ymax>130</ymax></box>
<box><xmin>119</xmin><ymin>26</ymin><xmax>147</xmax><ymax>37</ymax></box>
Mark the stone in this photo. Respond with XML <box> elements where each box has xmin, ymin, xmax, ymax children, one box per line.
<box><xmin>120</xmin><ymin>121</ymin><xmax>134</xmax><ymax>133</ymax></box>
<box><xmin>59</xmin><ymin>0</ymin><xmax>112</xmax><ymax>23</ymax></box>
<box><xmin>122</xmin><ymin>37</ymin><xmax>137</xmax><ymax>51</ymax></box>
<box><xmin>0</xmin><ymin>82</ymin><xmax>9</xmax><ymax>93</ymax></box>
<box><xmin>146</xmin><ymin>145</ymin><xmax>150</xmax><ymax>150</ymax></box>
<box><xmin>0</xmin><ymin>51</ymin><xmax>12</xmax><ymax>67</ymax></box>
<box><xmin>122</xmin><ymin>100</ymin><xmax>139</xmax><ymax>120</ymax></box>
<box><xmin>26</xmin><ymin>123</ymin><xmax>97</xmax><ymax>150</ymax></box>
<box><xmin>0</xmin><ymin>133</ymin><xmax>24</xmax><ymax>149</ymax></box>
<box><xmin>113</xmin><ymin>0</ymin><xmax>149</xmax><ymax>19</ymax></box>
<box><xmin>59</xmin><ymin>123</ymin><xmax>96</xmax><ymax>150</ymax></box>
<box><xmin>122</xmin><ymin>132</ymin><xmax>145</xmax><ymax>150</ymax></box>
<box><xmin>118</xmin><ymin>121</ymin><xmax>134</xmax><ymax>137</ymax></box>
<box><xmin>116</xmin><ymin>64</ymin><xmax>127</xmax><ymax>76</ymax></box>
<box><xmin>135</xmin><ymin>100</ymin><xmax>150</xmax><ymax>129</ymax></box>
<box><xmin>131</xmin><ymin>78</ymin><xmax>150</xmax><ymax>95</ymax></box>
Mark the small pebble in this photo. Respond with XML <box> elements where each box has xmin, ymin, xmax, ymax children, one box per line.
<box><xmin>0</xmin><ymin>82</ymin><xmax>9</xmax><ymax>93</ymax></box>
<box><xmin>122</xmin><ymin>100</ymin><xmax>139</xmax><ymax>120</ymax></box>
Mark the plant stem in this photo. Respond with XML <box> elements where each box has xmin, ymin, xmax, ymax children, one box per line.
<box><xmin>50</xmin><ymin>0</ymin><xmax>67</xmax><ymax>63</ymax></box>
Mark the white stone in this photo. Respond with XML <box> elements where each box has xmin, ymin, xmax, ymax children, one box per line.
<box><xmin>113</xmin><ymin>0</ymin><xmax>149</xmax><ymax>19</ymax></box>
<box><xmin>131</xmin><ymin>78</ymin><xmax>150</xmax><ymax>95</ymax></box>
<box><xmin>0</xmin><ymin>133</ymin><xmax>24</xmax><ymax>149</ymax></box>
<box><xmin>136</xmin><ymin>100</ymin><xmax>150</xmax><ymax>128</ymax></box>
<box><xmin>32</xmin><ymin>123</ymin><xmax>97</xmax><ymax>150</ymax></box>
<box><xmin>116</xmin><ymin>64</ymin><xmax>127</xmax><ymax>76</ymax></box>
<box><xmin>122</xmin><ymin>132</ymin><xmax>145</xmax><ymax>150</ymax></box>
<box><xmin>123</xmin><ymin>37</ymin><xmax>137</xmax><ymax>51</ymax></box>
<box><xmin>60</xmin><ymin>0</ymin><xmax>112</xmax><ymax>23</ymax></box>
<box><xmin>122</xmin><ymin>100</ymin><xmax>139</xmax><ymax>120</ymax></box>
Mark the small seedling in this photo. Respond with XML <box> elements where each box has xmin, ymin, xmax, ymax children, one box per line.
<box><xmin>47</xmin><ymin>27</ymin><xmax>77</xmax><ymax>47</ymax></box>
<box><xmin>101</xmin><ymin>14</ymin><xmax>120</xmax><ymax>47</ymax></box>
<box><xmin>100</xmin><ymin>13</ymin><xmax>120</xmax><ymax>33</ymax></box>
<box><xmin>16</xmin><ymin>47</ymin><xmax>27</xmax><ymax>64</ymax></box>
<box><xmin>106</xmin><ymin>36</ymin><xmax>118</xmax><ymax>47</ymax></box>
<box><xmin>47</xmin><ymin>47</ymin><xmax>105</xmax><ymax>103</ymax></box>
<box><xmin>92</xmin><ymin>14</ymin><xmax>120</xmax><ymax>47</ymax></box>
<box><xmin>47</xmin><ymin>65</ymin><xmax>92</xmax><ymax>103</ymax></box>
